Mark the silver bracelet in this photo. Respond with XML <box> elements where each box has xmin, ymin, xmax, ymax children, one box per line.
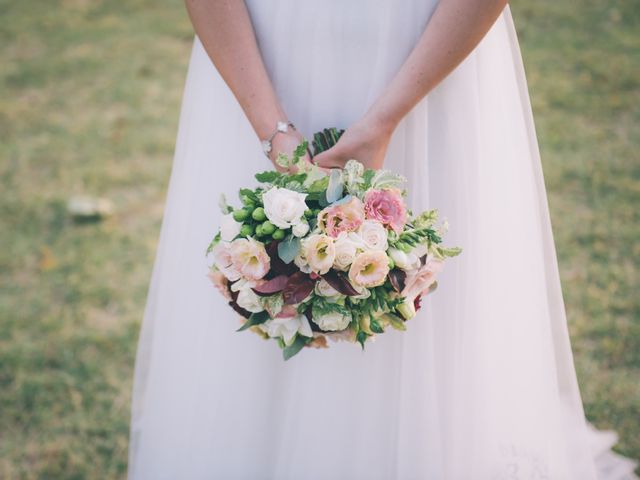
<box><xmin>261</xmin><ymin>121</ymin><xmax>296</xmax><ymax>158</ymax></box>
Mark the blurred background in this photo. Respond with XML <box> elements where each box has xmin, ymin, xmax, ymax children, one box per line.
<box><xmin>0</xmin><ymin>0</ymin><xmax>638</xmax><ymax>477</ymax></box>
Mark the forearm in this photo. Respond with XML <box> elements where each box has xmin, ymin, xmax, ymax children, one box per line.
<box><xmin>184</xmin><ymin>0</ymin><xmax>285</xmax><ymax>139</ymax></box>
<box><xmin>366</xmin><ymin>0</ymin><xmax>509</xmax><ymax>131</ymax></box>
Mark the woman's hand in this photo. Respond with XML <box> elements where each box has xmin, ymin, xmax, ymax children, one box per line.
<box><xmin>268</xmin><ymin>129</ymin><xmax>312</xmax><ymax>172</ymax></box>
<box><xmin>312</xmin><ymin>115</ymin><xmax>396</xmax><ymax>171</ymax></box>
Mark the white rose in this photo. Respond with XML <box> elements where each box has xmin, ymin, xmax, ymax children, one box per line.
<box><xmin>235</xmin><ymin>285</ymin><xmax>264</xmax><ymax>313</ymax></box>
<box><xmin>358</xmin><ymin>220</ymin><xmax>388</xmax><ymax>251</ymax></box>
<box><xmin>262</xmin><ymin>187</ymin><xmax>308</xmax><ymax>229</ymax></box>
<box><xmin>292</xmin><ymin>221</ymin><xmax>310</xmax><ymax>237</ymax></box>
<box><xmin>388</xmin><ymin>248</ymin><xmax>419</xmax><ymax>270</ymax></box>
<box><xmin>315</xmin><ymin>279</ymin><xmax>341</xmax><ymax>297</ymax></box>
<box><xmin>220</xmin><ymin>213</ymin><xmax>242</xmax><ymax>242</ymax></box>
<box><xmin>313</xmin><ymin>311</ymin><xmax>352</xmax><ymax>332</ymax></box>
<box><xmin>332</xmin><ymin>232</ymin><xmax>361</xmax><ymax>271</ymax></box>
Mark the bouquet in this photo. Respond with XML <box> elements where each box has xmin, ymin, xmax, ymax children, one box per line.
<box><xmin>206</xmin><ymin>128</ymin><xmax>461</xmax><ymax>360</ymax></box>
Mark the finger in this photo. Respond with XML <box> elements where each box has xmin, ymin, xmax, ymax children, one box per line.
<box><xmin>314</xmin><ymin>152</ymin><xmax>345</xmax><ymax>170</ymax></box>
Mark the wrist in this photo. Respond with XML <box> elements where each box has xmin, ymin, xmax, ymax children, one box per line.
<box><xmin>361</xmin><ymin>106</ymin><xmax>399</xmax><ymax>137</ymax></box>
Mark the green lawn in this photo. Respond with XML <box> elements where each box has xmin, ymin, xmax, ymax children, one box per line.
<box><xmin>0</xmin><ymin>0</ymin><xmax>637</xmax><ymax>477</ymax></box>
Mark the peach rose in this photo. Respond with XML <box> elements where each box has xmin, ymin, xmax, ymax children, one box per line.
<box><xmin>207</xmin><ymin>269</ymin><xmax>232</xmax><ymax>301</ymax></box>
<box><xmin>318</xmin><ymin>197</ymin><xmax>365</xmax><ymax>238</ymax></box>
<box><xmin>348</xmin><ymin>250</ymin><xmax>390</xmax><ymax>288</ymax></box>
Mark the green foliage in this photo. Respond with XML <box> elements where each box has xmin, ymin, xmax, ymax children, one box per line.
<box><xmin>277</xmin><ymin>235</ymin><xmax>301</xmax><ymax>264</ymax></box>
<box><xmin>236</xmin><ymin>311</ymin><xmax>270</xmax><ymax>332</ymax></box>
<box><xmin>283</xmin><ymin>334</ymin><xmax>311</xmax><ymax>360</ymax></box>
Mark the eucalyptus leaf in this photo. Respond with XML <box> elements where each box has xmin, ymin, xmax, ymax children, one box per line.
<box><xmin>277</xmin><ymin>235</ymin><xmax>301</xmax><ymax>264</ymax></box>
<box><xmin>326</xmin><ymin>168</ymin><xmax>344</xmax><ymax>203</ymax></box>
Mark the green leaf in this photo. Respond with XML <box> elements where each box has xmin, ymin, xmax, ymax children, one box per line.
<box><xmin>255</xmin><ymin>171</ymin><xmax>281</xmax><ymax>183</ymax></box>
<box><xmin>239</xmin><ymin>188</ymin><xmax>259</xmax><ymax>204</ymax></box>
<box><xmin>369</xmin><ymin>317</ymin><xmax>384</xmax><ymax>334</ymax></box>
<box><xmin>283</xmin><ymin>334</ymin><xmax>310</xmax><ymax>360</ymax></box>
<box><xmin>383</xmin><ymin>313</ymin><xmax>407</xmax><ymax>331</ymax></box>
<box><xmin>277</xmin><ymin>235</ymin><xmax>301</xmax><ymax>264</ymax></box>
<box><xmin>307</xmin><ymin>176</ymin><xmax>329</xmax><ymax>193</ymax></box>
<box><xmin>236</xmin><ymin>311</ymin><xmax>270</xmax><ymax>332</ymax></box>
<box><xmin>356</xmin><ymin>330</ymin><xmax>368</xmax><ymax>349</ymax></box>
<box><xmin>437</xmin><ymin>246</ymin><xmax>463</xmax><ymax>258</ymax></box>
<box><xmin>205</xmin><ymin>232</ymin><xmax>221</xmax><ymax>256</ymax></box>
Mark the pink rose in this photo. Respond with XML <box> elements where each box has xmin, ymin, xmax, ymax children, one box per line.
<box><xmin>401</xmin><ymin>256</ymin><xmax>444</xmax><ymax>303</ymax></box>
<box><xmin>363</xmin><ymin>188</ymin><xmax>407</xmax><ymax>234</ymax></box>
<box><xmin>318</xmin><ymin>197</ymin><xmax>365</xmax><ymax>238</ymax></box>
<box><xmin>229</xmin><ymin>237</ymin><xmax>270</xmax><ymax>281</ymax></box>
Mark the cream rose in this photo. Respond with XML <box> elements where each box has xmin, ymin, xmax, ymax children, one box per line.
<box><xmin>292</xmin><ymin>221</ymin><xmax>310</xmax><ymax>238</ymax></box>
<box><xmin>348</xmin><ymin>250</ymin><xmax>390</xmax><ymax>288</ymax></box>
<box><xmin>303</xmin><ymin>234</ymin><xmax>336</xmax><ymax>274</ymax></box>
<box><xmin>314</xmin><ymin>279</ymin><xmax>341</xmax><ymax>297</ymax></box>
<box><xmin>388</xmin><ymin>248</ymin><xmax>420</xmax><ymax>271</ymax></box>
<box><xmin>332</xmin><ymin>232</ymin><xmax>361</xmax><ymax>271</ymax></box>
<box><xmin>358</xmin><ymin>220</ymin><xmax>388</xmax><ymax>251</ymax></box>
<box><xmin>313</xmin><ymin>310</ymin><xmax>352</xmax><ymax>331</ymax></box>
<box><xmin>262</xmin><ymin>187</ymin><xmax>308</xmax><ymax>229</ymax></box>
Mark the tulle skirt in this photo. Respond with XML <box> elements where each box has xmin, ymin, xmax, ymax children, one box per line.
<box><xmin>128</xmin><ymin>2</ymin><xmax>636</xmax><ymax>478</ymax></box>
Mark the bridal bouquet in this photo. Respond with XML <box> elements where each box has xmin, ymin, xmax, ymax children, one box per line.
<box><xmin>206</xmin><ymin>129</ymin><xmax>461</xmax><ymax>360</ymax></box>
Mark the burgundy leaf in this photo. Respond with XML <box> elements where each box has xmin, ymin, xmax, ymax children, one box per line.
<box><xmin>282</xmin><ymin>271</ymin><xmax>316</xmax><ymax>304</ymax></box>
<box><xmin>414</xmin><ymin>295</ymin><xmax>422</xmax><ymax>312</ymax></box>
<box><xmin>388</xmin><ymin>268</ymin><xmax>407</xmax><ymax>293</ymax></box>
<box><xmin>321</xmin><ymin>270</ymin><xmax>359</xmax><ymax>296</ymax></box>
<box><xmin>252</xmin><ymin>274</ymin><xmax>289</xmax><ymax>296</ymax></box>
<box><xmin>266</xmin><ymin>240</ymin><xmax>298</xmax><ymax>276</ymax></box>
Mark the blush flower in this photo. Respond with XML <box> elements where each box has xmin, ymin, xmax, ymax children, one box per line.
<box><xmin>212</xmin><ymin>242</ymin><xmax>241</xmax><ymax>281</ymax></box>
<box><xmin>318</xmin><ymin>197</ymin><xmax>365</xmax><ymax>238</ymax></box>
<box><xmin>363</xmin><ymin>188</ymin><xmax>407</xmax><ymax>234</ymax></box>
<box><xmin>348</xmin><ymin>250</ymin><xmax>390</xmax><ymax>288</ymax></box>
<box><xmin>302</xmin><ymin>234</ymin><xmax>336</xmax><ymax>274</ymax></box>
<box><xmin>229</xmin><ymin>237</ymin><xmax>270</xmax><ymax>280</ymax></box>
<box><xmin>207</xmin><ymin>269</ymin><xmax>232</xmax><ymax>301</ymax></box>
<box><xmin>401</xmin><ymin>255</ymin><xmax>444</xmax><ymax>303</ymax></box>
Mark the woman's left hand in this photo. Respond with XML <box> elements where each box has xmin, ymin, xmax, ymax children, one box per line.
<box><xmin>312</xmin><ymin>115</ymin><xmax>396</xmax><ymax>171</ymax></box>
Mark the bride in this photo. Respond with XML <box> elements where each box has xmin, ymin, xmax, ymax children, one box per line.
<box><xmin>128</xmin><ymin>0</ymin><xmax>637</xmax><ymax>478</ymax></box>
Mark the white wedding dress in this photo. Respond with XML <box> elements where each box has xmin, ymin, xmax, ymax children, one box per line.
<box><xmin>128</xmin><ymin>1</ymin><xmax>637</xmax><ymax>479</ymax></box>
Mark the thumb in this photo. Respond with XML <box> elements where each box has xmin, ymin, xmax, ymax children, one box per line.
<box><xmin>313</xmin><ymin>149</ymin><xmax>346</xmax><ymax>171</ymax></box>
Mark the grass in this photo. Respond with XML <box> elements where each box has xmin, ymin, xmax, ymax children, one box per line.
<box><xmin>0</xmin><ymin>0</ymin><xmax>638</xmax><ymax>477</ymax></box>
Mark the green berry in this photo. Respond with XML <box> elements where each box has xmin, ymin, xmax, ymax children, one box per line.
<box><xmin>304</xmin><ymin>209</ymin><xmax>314</xmax><ymax>218</ymax></box>
<box><xmin>252</xmin><ymin>207</ymin><xmax>267</xmax><ymax>222</ymax></box>
<box><xmin>255</xmin><ymin>224</ymin><xmax>264</xmax><ymax>237</ymax></box>
<box><xmin>272</xmin><ymin>229</ymin><xmax>286</xmax><ymax>240</ymax></box>
<box><xmin>240</xmin><ymin>224</ymin><xmax>254</xmax><ymax>237</ymax></box>
<box><xmin>233</xmin><ymin>208</ymin><xmax>250</xmax><ymax>222</ymax></box>
<box><xmin>261</xmin><ymin>221</ymin><xmax>276</xmax><ymax>235</ymax></box>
